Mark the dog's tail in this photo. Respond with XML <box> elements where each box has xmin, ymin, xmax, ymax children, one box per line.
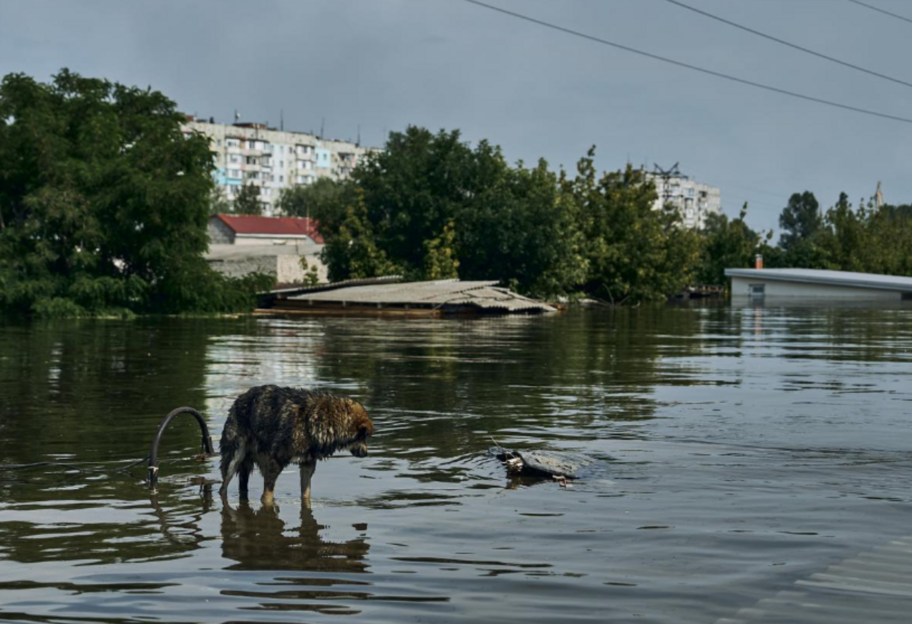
<box><xmin>219</xmin><ymin>408</ymin><xmax>241</xmax><ymax>479</ymax></box>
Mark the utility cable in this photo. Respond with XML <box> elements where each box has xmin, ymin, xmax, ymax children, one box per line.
<box><xmin>458</xmin><ymin>0</ymin><xmax>912</xmax><ymax>125</ymax></box>
<box><xmin>665</xmin><ymin>0</ymin><xmax>912</xmax><ymax>90</ymax></box>
<box><xmin>846</xmin><ymin>0</ymin><xmax>912</xmax><ymax>26</ymax></box>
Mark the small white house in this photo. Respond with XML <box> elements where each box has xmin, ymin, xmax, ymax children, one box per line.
<box><xmin>726</xmin><ymin>268</ymin><xmax>912</xmax><ymax>301</ymax></box>
<box><xmin>206</xmin><ymin>214</ymin><xmax>327</xmax><ymax>285</ymax></box>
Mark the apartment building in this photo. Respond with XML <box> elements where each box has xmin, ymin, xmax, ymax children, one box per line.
<box><xmin>645</xmin><ymin>170</ymin><xmax>721</xmax><ymax>230</ymax></box>
<box><xmin>183</xmin><ymin>118</ymin><xmax>374</xmax><ymax>216</ymax></box>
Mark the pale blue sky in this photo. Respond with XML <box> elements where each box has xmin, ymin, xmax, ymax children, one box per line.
<box><xmin>2</xmin><ymin>0</ymin><xmax>911</xmax><ymax>233</ymax></box>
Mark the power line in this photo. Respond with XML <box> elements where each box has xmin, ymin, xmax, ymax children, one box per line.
<box><xmin>846</xmin><ymin>0</ymin><xmax>912</xmax><ymax>25</ymax></box>
<box><xmin>458</xmin><ymin>0</ymin><xmax>912</xmax><ymax>125</ymax></box>
<box><xmin>665</xmin><ymin>0</ymin><xmax>912</xmax><ymax>90</ymax></box>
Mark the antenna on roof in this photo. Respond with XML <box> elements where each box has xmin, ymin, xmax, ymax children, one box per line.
<box><xmin>653</xmin><ymin>163</ymin><xmax>682</xmax><ymax>207</ymax></box>
<box><xmin>357</xmin><ymin>124</ymin><xmax>361</xmax><ymax>147</ymax></box>
<box><xmin>320</xmin><ymin>117</ymin><xmax>325</xmax><ymax>140</ymax></box>
<box><xmin>280</xmin><ymin>109</ymin><xmax>284</xmax><ymax>132</ymax></box>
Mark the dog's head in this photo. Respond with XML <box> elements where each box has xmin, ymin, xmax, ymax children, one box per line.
<box><xmin>347</xmin><ymin>400</ymin><xmax>374</xmax><ymax>458</ymax></box>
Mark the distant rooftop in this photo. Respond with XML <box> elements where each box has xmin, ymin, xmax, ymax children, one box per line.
<box><xmin>214</xmin><ymin>214</ymin><xmax>324</xmax><ymax>244</ymax></box>
<box><xmin>725</xmin><ymin>268</ymin><xmax>912</xmax><ymax>292</ymax></box>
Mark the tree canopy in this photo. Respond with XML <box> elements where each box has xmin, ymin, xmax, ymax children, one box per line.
<box><xmin>0</xmin><ymin>69</ymin><xmax>272</xmax><ymax>318</ymax></box>
<box><xmin>696</xmin><ymin>203</ymin><xmax>766</xmax><ymax>286</ymax></box>
<box><xmin>232</xmin><ymin>182</ymin><xmax>263</xmax><ymax>216</ymax></box>
<box><xmin>311</xmin><ymin>127</ymin><xmax>703</xmax><ymax>303</ymax></box>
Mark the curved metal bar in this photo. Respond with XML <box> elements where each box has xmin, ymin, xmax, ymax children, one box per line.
<box><xmin>148</xmin><ymin>407</ymin><xmax>215</xmax><ymax>490</ymax></box>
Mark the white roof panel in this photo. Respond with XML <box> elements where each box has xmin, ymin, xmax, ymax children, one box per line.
<box><xmin>725</xmin><ymin>268</ymin><xmax>912</xmax><ymax>292</ymax></box>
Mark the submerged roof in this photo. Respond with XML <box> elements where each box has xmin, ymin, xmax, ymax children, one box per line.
<box><xmin>213</xmin><ymin>214</ymin><xmax>324</xmax><ymax>243</ymax></box>
<box><xmin>287</xmin><ymin>279</ymin><xmax>557</xmax><ymax>314</ymax></box>
<box><xmin>725</xmin><ymin>268</ymin><xmax>912</xmax><ymax>292</ymax></box>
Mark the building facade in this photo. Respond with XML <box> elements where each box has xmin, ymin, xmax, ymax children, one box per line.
<box><xmin>645</xmin><ymin>171</ymin><xmax>721</xmax><ymax>230</ymax></box>
<box><xmin>183</xmin><ymin>119</ymin><xmax>374</xmax><ymax>216</ymax></box>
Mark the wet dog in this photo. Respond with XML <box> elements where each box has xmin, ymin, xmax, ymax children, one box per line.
<box><xmin>219</xmin><ymin>385</ymin><xmax>374</xmax><ymax>505</ymax></box>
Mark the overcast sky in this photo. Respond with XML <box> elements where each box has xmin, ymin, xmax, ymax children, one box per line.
<box><xmin>2</xmin><ymin>0</ymin><xmax>911</xmax><ymax>233</ymax></box>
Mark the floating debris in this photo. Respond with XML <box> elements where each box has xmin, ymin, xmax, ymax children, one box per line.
<box><xmin>488</xmin><ymin>447</ymin><xmax>593</xmax><ymax>480</ymax></box>
<box><xmin>258</xmin><ymin>278</ymin><xmax>558</xmax><ymax>317</ymax></box>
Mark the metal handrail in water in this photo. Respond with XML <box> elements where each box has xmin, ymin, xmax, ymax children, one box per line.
<box><xmin>148</xmin><ymin>407</ymin><xmax>215</xmax><ymax>490</ymax></box>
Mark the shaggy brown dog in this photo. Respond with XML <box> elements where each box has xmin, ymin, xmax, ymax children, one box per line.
<box><xmin>219</xmin><ymin>385</ymin><xmax>374</xmax><ymax>505</ymax></box>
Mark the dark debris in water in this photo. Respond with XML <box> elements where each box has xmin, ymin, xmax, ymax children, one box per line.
<box><xmin>487</xmin><ymin>446</ymin><xmax>595</xmax><ymax>480</ymax></box>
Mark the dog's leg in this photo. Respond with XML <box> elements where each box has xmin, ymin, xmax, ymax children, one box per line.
<box><xmin>260</xmin><ymin>458</ymin><xmax>283</xmax><ymax>506</ymax></box>
<box><xmin>238</xmin><ymin>458</ymin><xmax>253</xmax><ymax>501</ymax></box>
<box><xmin>299</xmin><ymin>460</ymin><xmax>317</xmax><ymax>505</ymax></box>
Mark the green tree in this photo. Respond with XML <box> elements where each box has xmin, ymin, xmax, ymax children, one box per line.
<box><xmin>208</xmin><ymin>186</ymin><xmax>231</xmax><ymax>216</ymax></box>
<box><xmin>233</xmin><ymin>182</ymin><xmax>262</xmax><ymax>215</ymax></box>
<box><xmin>320</xmin><ymin>188</ymin><xmax>401</xmax><ymax>281</ymax></box>
<box><xmin>423</xmin><ymin>220</ymin><xmax>460</xmax><ymax>280</ymax></box>
<box><xmin>458</xmin><ymin>158</ymin><xmax>587</xmax><ymax>296</ymax></box>
<box><xmin>0</xmin><ymin>69</ymin><xmax>272</xmax><ymax>317</ymax></box>
<box><xmin>278</xmin><ymin>177</ymin><xmax>353</xmax><ymax>221</ymax></box>
<box><xmin>299</xmin><ymin>257</ymin><xmax>321</xmax><ymax>287</ymax></box>
<box><xmin>697</xmin><ymin>203</ymin><xmax>766</xmax><ymax>286</ymax></box>
<box><xmin>817</xmin><ymin>192</ymin><xmax>864</xmax><ymax>271</ymax></box>
<box><xmin>317</xmin><ymin>126</ymin><xmax>587</xmax><ymax>295</ymax></box>
<box><xmin>779</xmin><ymin>191</ymin><xmax>823</xmax><ymax>251</ymax></box>
<box><xmin>562</xmin><ymin>149</ymin><xmax>700</xmax><ymax>304</ymax></box>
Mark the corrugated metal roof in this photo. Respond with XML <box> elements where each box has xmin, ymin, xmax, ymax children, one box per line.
<box><xmin>214</xmin><ymin>214</ymin><xmax>324</xmax><ymax>243</ymax></box>
<box><xmin>287</xmin><ymin>279</ymin><xmax>557</xmax><ymax>314</ymax></box>
<box><xmin>725</xmin><ymin>268</ymin><xmax>912</xmax><ymax>292</ymax></box>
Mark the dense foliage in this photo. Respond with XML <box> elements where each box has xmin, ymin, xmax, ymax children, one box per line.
<box><xmin>696</xmin><ymin>203</ymin><xmax>767</xmax><ymax>286</ymax></box>
<box><xmin>308</xmin><ymin>127</ymin><xmax>698</xmax><ymax>302</ymax></box>
<box><xmin>0</xmin><ymin>70</ymin><xmax>272</xmax><ymax>318</ymax></box>
<box><xmin>305</xmin><ymin>126</ymin><xmax>912</xmax><ymax>299</ymax></box>
<box><xmin>763</xmin><ymin>191</ymin><xmax>912</xmax><ymax>276</ymax></box>
<box><xmin>8</xmin><ymin>68</ymin><xmax>911</xmax><ymax>315</ymax></box>
<box><xmin>562</xmin><ymin>150</ymin><xmax>700</xmax><ymax>303</ymax></box>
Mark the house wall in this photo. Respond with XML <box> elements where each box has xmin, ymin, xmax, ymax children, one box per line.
<box><xmin>208</xmin><ymin>254</ymin><xmax>328</xmax><ymax>285</ymax></box>
<box><xmin>209</xmin><ymin>256</ymin><xmax>277</xmax><ymax>280</ymax></box>
<box><xmin>730</xmin><ymin>276</ymin><xmax>901</xmax><ymax>300</ymax></box>
<box><xmin>207</xmin><ymin>218</ymin><xmax>235</xmax><ymax>244</ymax></box>
<box><xmin>278</xmin><ymin>254</ymin><xmax>328</xmax><ymax>284</ymax></box>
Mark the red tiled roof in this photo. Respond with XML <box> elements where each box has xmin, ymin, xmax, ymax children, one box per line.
<box><xmin>215</xmin><ymin>214</ymin><xmax>324</xmax><ymax>244</ymax></box>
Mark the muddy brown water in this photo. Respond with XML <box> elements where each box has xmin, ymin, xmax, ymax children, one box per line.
<box><xmin>1</xmin><ymin>306</ymin><xmax>910</xmax><ymax>623</ymax></box>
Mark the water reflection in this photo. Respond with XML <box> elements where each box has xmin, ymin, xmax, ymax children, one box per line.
<box><xmin>220</xmin><ymin>502</ymin><xmax>370</xmax><ymax>573</ymax></box>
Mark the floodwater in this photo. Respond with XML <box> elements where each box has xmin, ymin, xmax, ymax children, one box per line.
<box><xmin>1</xmin><ymin>305</ymin><xmax>911</xmax><ymax>623</ymax></box>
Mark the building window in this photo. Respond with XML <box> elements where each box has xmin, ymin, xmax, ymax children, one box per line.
<box><xmin>748</xmin><ymin>284</ymin><xmax>765</xmax><ymax>298</ymax></box>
